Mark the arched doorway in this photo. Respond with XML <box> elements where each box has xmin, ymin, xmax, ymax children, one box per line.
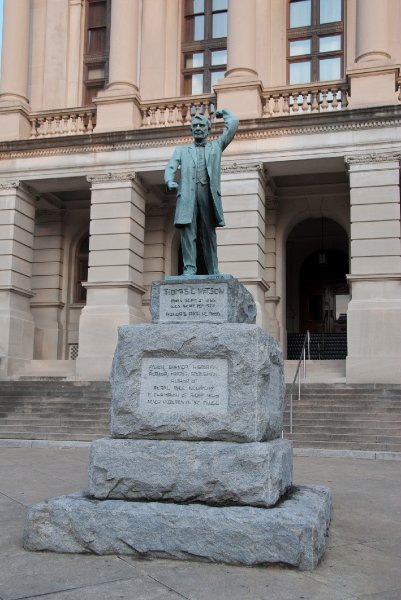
<box><xmin>286</xmin><ymin>218</ymin><xmax>349</xmax><ymax>359</ymax></box>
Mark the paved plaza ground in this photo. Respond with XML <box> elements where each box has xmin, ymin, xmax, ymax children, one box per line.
<box><xmin>0</xmin><ymin>445</ymin><xmax>400</xmax><ymax>600</ymax></box>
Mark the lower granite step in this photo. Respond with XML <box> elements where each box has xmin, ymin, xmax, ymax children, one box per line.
<box><xmin>24</xmin><ymin>485</ymin><xmax>332</xmax><ymax>571</ymax></box>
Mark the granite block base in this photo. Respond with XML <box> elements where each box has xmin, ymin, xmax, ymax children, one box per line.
<box><xmin>110</xmin><ymin>323</ymin><xmax>284</xmax><ymax>442</ymax></box>
<box><xmin>23</xmin><ymin>485</ymin><xmax>332</xmax><ymax>571</ymax></box>
<box><xmin>88</xmin><ymin>438</ymin><xmax>293</xmax><ymax>507</ymax></box>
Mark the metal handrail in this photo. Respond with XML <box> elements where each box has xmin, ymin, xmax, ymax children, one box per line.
<box><xmin>283</xmin><ymin>331</ymin><xmax>310</xmax><ymax>435</ymax></box>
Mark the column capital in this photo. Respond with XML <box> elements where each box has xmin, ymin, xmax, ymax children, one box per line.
<box><xmin>221</xmin><ymin>161</ymin><xmax>265</xmax><ymax>175</ymax></box>
<box><xmin>345</xmin><ymin>152</ymin><xmax>401</xmax><ymax>167</ymax></box>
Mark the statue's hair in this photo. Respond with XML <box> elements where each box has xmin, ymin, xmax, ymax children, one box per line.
<box><xmin>191</xmin><ymin>114</ymin><xmax>211</xmax><ymax>130</ymax></box>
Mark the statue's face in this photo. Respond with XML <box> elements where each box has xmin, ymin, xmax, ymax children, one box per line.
<box><xmin>191</xmin><ymin>118</ymin><xmax>210</xmax><ymax>143</ymax></box>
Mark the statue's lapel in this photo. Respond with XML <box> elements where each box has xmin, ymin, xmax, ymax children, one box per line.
<box><xmin>189</xmin><ymin>145</ymin><xmax>196</xmax><ymax>165</ymax></box>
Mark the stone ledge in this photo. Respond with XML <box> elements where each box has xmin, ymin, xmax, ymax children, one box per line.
<box><xmin>88</xmin><ymin>437</ymin><xmax>293</xmax><ymax>507</ymax></box>
<box><xmin>23</xmin><ymin>485</ymin><xmax>332</xmax><ymax>571</ymax></box>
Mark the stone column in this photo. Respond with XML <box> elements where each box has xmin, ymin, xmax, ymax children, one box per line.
<box><xmin>30</xmin><ymin>209</ymin><xmax>65</xmax><ymax>360</ymax></box>
<box><xmin>0</xmin><ymin>0</ymin><xmax>31</xmax><ymax>139</ymax></box>
<box><xmin>348</xmin><ymin>0</ymin><xmax>398</xmax><ymax>108</ymax></box>
<box><xmin>140</xmin><ymin>0</ymin><xmax>167</xmax><ymax>99</ymax></box>
<box><xmin>220</xmin><ymin>163</ymin><xmax>269</xmax><ymax>328</ymax></box>
<box><xmin>345</xmin><ymin>154</ymin><xmax>401</xmax><ymax>383</ymax></box>
<box><xmin>94</xmin><ymin>0</ymin><xmax>142</xmax><ymax>132</ymax></box>
<box><xmin>215</xmin><ymin>0</ymin><xmax>262</xmax><ymax>119</ymax></box>
<box><xmin>75</xmin><ymin>173</ymin><xmax>147</xmax><ymax>380</ymax></box>
<box><xmin>0</xmin><ymin>182</ymin><xmax>35</xmax><ymax>376</ymax></box>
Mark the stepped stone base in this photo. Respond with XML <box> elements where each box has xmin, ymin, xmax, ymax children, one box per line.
<box><xmin>111</xmin><ymin>323</ymin><xmax>284</xmax><ymax>442</ymax></box>
<box><xmin>88</xmin><ymin>438</ymin><xmax>293</xmax><ymax>507</ymax></box>
<box><xmin>23</xmin><ymin>485</ymin><xmax>332</xmax><ymax>571</ymax></box>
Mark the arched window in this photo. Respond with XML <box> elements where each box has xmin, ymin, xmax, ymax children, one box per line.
<box><xmin>75</xmin><ymin>235</ymin><xmax>89</xmax><ymax>303</ymax></box>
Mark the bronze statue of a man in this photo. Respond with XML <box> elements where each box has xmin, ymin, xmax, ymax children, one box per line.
<box><xmin>164</xmin><ymin>108</ymin><xmax>239</xmax><ymax>276</ymax></box>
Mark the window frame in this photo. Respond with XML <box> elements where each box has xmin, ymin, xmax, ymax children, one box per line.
<box><xmin>287</xmin><ymin>0</ymin><xmax>345</xmax><ymax>85</ymax></box>
<box><xmin>181</xmin><ymin>0</ymin><xmax>228</xmax><ymax>95</ymax></box>
<box><xmin>74</xmin><ymin>234</ymin><xmax>89</xmax><ymax>304</ymax></box>
<box><xmin>83</xmin><ymin>0</ymin><xmax>111</xmax><ymax>106</ymax></box>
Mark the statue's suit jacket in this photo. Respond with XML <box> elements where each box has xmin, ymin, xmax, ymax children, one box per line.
<box><xmin>164</xmin><ymin>109</ymin><xmax>239</xmax><ymax>227</ymax></box>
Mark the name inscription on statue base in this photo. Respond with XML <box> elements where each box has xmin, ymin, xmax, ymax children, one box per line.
<box><xmin>139</xmin><ymin>358</ymin><xmax>228</xmax><ymax>414</ymax></box>
<box><xmin>158</xmin><ymin>283</ymin><xmax>228</xmax><ymax>323</ymax></box>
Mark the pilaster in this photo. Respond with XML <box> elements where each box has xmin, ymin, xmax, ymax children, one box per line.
<box><xmin>0</xmin><ymin>182</ymin><xmax>35</xmax><ymax>376</ymax></box>
<box><xmin>30</xmin><ymin>209</ymin><xmax>65</xmax><ymax>360</ymax></box>
<box><xmin>345</xmin><ymin>153</ymin><xmax>401</xmax><ymax>383</ymax></box>
<box><xmin>220</xmin><ymin>163</ymin><xmax>269</xmax><ymax>328</ymax></box>
<box><xmin>75</xmin><ymin>172</ymin><xmax>147</xmax><ymax>380</ymax></box>
<box><xmin>265</xmin><ymin>193</ymin><xmax>281</xmax><ymax>343</ymax></box>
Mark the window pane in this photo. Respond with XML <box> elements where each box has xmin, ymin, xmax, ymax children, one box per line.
<box><xmin>319</xmin><ymin>56</ymin><xmax>341</xmax><ymax>80</ymax></box>
<box><xmin>88</xmin><ymin>28</ymin><xmax>106</xmax><ymax>53</ymax></box>
<box><xmin>320</xmin><ymin>0</ymin><xmax>341</xmax><ymax>23</ymax></box>
<box><xmin>87</xmin><ymin>66</ymin><xmax>105</xmax><ymax>80</ymax></box>
<box><xmin>212</xmin><ymin>12</ymin><xmax>227</xmax><ymax>38</ymax></box>
<box><xmin>185</xmin><ymin>0</ymin><xmax>204</xmax><ymax>14</ymax></box>
<box><xmin>213</xmin><ymin>0</ymin><xmax>227</xmax><ymax>10</ymax></box>
<box><xmin>211</xmin><ymin>49</ymin><xmax>227</xmax><ymax>65</ymax></box>
<box><xmin>319</xmin><ymin>35</ymin><xmax>341</xmax><ymax>52</ymax></box>
<box><xmin>289</xmin><ymin>61</ymin><xmax>311</xmax><ymax>84</ymax></box>
<box><xmin>290</xmin><ymin>39</ymin><xmax>311</xmax><ymax>56</ymax></box>
<box><xmin>185</xmin><ymin>73</ymin><xmax>204</xmax><ymax>95</ymax></box>
<box><xmin>290</xmin><ymin>1</ymin><xmax>311</xmax><ymax>28</ymax></box>
<box><xmin>185</xmin><ymin>52</ymin><xmax>204</xmax><ymax>68</ymax></box>
<box><xmin>186</xmin><ymin>15</ymin><xmax>205</xmax><ymax>41</ymax></box>
<box><xmin>211</xmin><ymin>70</ymin><xmax>225</xmax><ymax>87</ymax></box>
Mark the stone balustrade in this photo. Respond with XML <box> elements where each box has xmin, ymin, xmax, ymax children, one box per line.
<box><xmin>29</xmin><ymin>109</ymin><xmax>96</xmax><ymax>138</ymax></box>
<box><xmin>140</xmin><ymin>95</ymin><xmax>216</xmax><ymax>128</ymax></box>
<box><xmin>262</xmin><ymin>81</ymin><xmax>349</xmax><ymax>118</ymax></box>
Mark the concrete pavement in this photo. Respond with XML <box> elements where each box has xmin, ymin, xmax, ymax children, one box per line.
<box><xmin>0</xmin><ymin>446</ymin><xmax>400</xmax><ymax>600</ymax></box>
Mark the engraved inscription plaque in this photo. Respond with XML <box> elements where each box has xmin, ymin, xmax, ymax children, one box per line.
<box><xmin>140</xmin><ymin>358</ymin><xmax>228</xmax><ymax>413</ymax></box>
<box><xmin>158</xmin><ymin>283</ymin><xmax>228</xmax><ymax>323</ymax></box>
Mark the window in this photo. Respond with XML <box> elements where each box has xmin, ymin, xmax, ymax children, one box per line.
<box><xmin>182</xmin><ymin>0</ymin><xmax>227</xmax><ymax>95</ymax></box>
<box><xmin>75</xmin><ymin>235</ymin><xmax>89</xmax><ymax>303</ymax></box>
<box><xmin>288</xmin><ymin>0</ymin><xmax>344</xmax><ymax>84</ymax></box>
<box><xmin>83</xmin><ymin>0</ymin><xmax>111</xmax><ymax>105</ymax></box>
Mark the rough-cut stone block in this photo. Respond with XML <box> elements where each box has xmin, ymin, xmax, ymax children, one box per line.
<box><xmin>88</xmin><ymin>438</ymin><xmax>293</xmax><ymax>507</ymax></box>
<box><xmin>23</xmin><ymin>485</ymin><xmax>332</xmax><ymax>571</ymax></box>
<box><xmin>150</xmin><ymin>278</ymin><xmax>257</xmax><ymax>324</ymax></box>
<box><xmin>110</xmin><ymin>323</ymin><xmax>284</xmax><ymax>442</ymax></box>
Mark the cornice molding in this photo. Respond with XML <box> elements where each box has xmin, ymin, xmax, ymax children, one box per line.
<box><xmin>221</xmin><ymin>161</ymin><xmax>264</xmax><ymax>174</ymax></box>
<box><xmin>345</xmin><ymin>152</ymin><xmax>401</xmax><ymax>166</ymax></box>
<box><xmin>1</xmin><ymin>109</ymin><xmax>401</xmax><ymax>160</ymax></box>
<box><xmin>87</xmin><ymin>171</ymin><xmax>138</xmax><ymax>184</ymax></box>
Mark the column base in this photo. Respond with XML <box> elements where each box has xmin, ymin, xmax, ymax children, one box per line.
<box><xmin>347</xmin><ymin>67</ymin><xmax>399</xmax><ymax>109</ymax></box>
<box><xmin>0</xmin><ymin>289</ymin><xmax>34</xmax><ymax>377</ymax></box>
<box><xmin>214</xmin><ymin>79</ymin><xmax>263</xmax><ymax>119</ymax></box>
<box><xmin>346</xmin><ymin>356</ymin><xmax>401</xmax><ymax>384</ymax></box>
<box><xmin>75</xmin><ymin>285</ymin><xmax>146</xmax><ymax>380</ymax></box>
<box><xmin>93</xmin><ymin>90</ymin><xmax>142</xmax><ymax>132</ymax></box>
<box><xmin>0</xmin><ymin>102</ymin><xmax>31</xmax><ymax>140</ymax></box>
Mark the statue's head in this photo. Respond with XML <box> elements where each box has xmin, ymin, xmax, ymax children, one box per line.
<box><xmin>191</xmin><ymin>114</ymin><xmax>211</xmax><ymax>143</ymax></box>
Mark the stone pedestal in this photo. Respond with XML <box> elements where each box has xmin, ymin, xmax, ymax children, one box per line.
<box><xmin>24</xmin><ymin>277</ymin><xmax>331</xmax><ymax>570</ymax></box>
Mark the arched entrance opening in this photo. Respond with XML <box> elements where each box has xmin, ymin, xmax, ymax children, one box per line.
<box><xmin>286</xmin><ymin>218</ymin><xmax>349</xmax><ymax>359</ymax></box>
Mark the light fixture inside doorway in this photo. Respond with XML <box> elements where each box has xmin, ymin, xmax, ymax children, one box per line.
<box><xmin>318</xmin><ymin>216</ymin><xmax>327</xmax><ymax>266</ymax></box>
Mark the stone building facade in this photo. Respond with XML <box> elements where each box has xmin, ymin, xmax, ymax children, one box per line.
<box><xmin>0</xmin><ymin>0</ymin><xmax>400</xmax><ymax>383</ymax></box>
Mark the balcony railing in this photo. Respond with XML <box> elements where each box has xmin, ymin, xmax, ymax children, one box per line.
<box><xmin>24</xmin><ymin>80</ymin><xmax>356</xmax><ymax>139</ymax></box>
<box><xmin>29</xmin><ymin>108</ymin><xmax>96</xmax><ymax>138</ymax></box>
<box><xmin>262</xmin><ymin>80</ymin><xmax>349</xmax><ymax>118</ymax></box>
<box><xmin>140</xmin><ymin>94</ymin><xmax>216</xmax><ymax>128</ymax></box>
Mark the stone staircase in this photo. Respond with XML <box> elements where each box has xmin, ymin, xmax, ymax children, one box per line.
<box><xmin>1</xmin><ymin>379</ymin><xmax>401</xmax><ymax>452</ymax></box>
<box><xmin>0</xmin><ymin>380</ymin><xmax>111</xmax><ymax>441</ymax></box>
<box><xmin>283</xmin><ymin>384</ymin><xmax>401</xmax><ymax>452</ymax></box>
